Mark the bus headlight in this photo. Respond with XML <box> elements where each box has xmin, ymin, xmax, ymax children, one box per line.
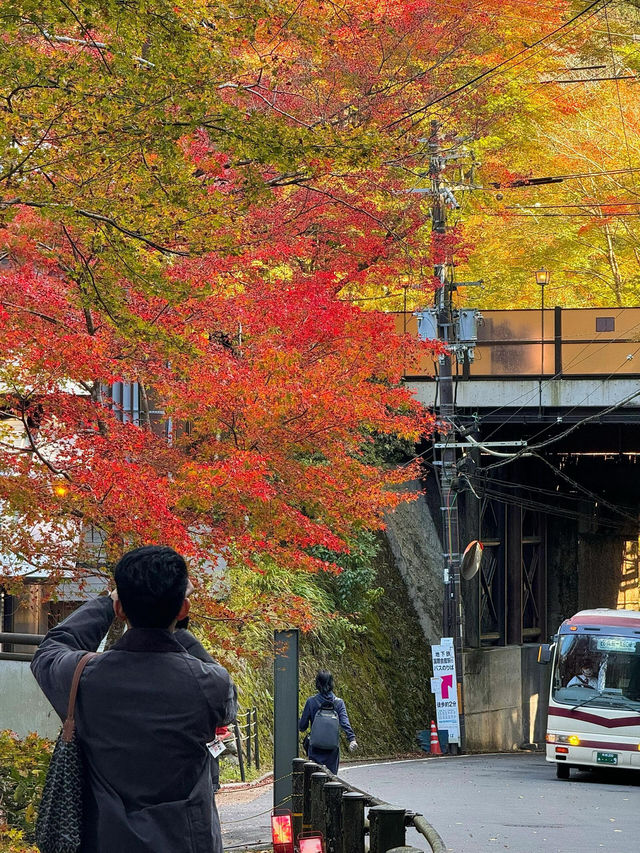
<box><xmin>546</xmin><ymin>733</ymin><xmax>580</xmax><ymax>745</ymax></box>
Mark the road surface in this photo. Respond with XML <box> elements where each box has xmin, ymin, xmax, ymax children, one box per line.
<box><xmin>217</xmin><ymin>752</ymin><xmax>639</xmax><ymax>852</ymax></box>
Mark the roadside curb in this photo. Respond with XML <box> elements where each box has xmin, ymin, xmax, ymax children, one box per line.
<box><xmin>219</xmin><ymin>772</ymin><xmax>273</xmax><ymax>792</ymax></box>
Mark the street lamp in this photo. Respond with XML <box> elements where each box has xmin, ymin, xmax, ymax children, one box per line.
<box><xmin>535</xmin><ymin>267</ymin><xmax>551</xmax><ymax>287</ymax></box>
<box><xmin>535</xmin><ymin>268</ymin><xmax>550</xmax><ymax>409</ymax></box>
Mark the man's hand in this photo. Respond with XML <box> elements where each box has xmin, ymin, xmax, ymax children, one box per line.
<box><xmin>348</xmin><ymin>740</ymin><xmax>358</xmax><ymax>752</ymax></box>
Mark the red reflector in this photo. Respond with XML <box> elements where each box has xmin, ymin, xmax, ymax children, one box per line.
<box><xmin>299</xmin><ymin>837</ymin><xmax>324</xmax><ymax>853</ymax></box>
<box><xmin>556</xmin><ymin>747</ymin><xmax>569</xmax><ymax>754</ymax></box>
<box><xmin>271</xmin><ymin>813</ymin><xmax>294</xmax><ymax>853</ymax></box>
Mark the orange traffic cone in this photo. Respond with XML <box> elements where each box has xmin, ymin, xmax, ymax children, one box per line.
<box><xmin>430</xmin><ymin>720</ymin><xmax>442</xmax><ymax>755</ymax></box>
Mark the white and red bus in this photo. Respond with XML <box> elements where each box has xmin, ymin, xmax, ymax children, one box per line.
<box><xmin>539</xmin><ymin>608</ymin><xmax>640</xmax><ymax>779</ymax></box>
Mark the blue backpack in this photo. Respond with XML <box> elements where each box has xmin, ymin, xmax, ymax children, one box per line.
<box><xmin>309</xmin><ymin>700</ymin><xmax>340</xmax><ymax>750</ymax></box>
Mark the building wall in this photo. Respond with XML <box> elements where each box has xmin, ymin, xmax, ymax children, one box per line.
<box><xmin>463</xmin><ymin>645</ymin><xmax>550</xmax><ymax>753</ymax></box>
<box><xmin>0</xmin><ymin>660</ymin><xmax>60</xmax><ymax>739</ymax></box>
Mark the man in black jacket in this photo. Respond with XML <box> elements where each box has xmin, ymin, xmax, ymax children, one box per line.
<box><xmin>31</xmin><ymin>545</ymin><xmax>237</xmax><ymax>853</ymax></box>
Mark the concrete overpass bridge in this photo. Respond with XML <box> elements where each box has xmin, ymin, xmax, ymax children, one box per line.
<box><xmin>395</xmin><ymin>307</ymin><xmax>640</xmax><ymax>751</ymax></box>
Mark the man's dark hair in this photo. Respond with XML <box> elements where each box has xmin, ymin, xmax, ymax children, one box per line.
<box><xmin>114</xmin><ymin>545</ymin><xmax>188</xmax><ymax>629</ymax></box>
<box><xmin>315</xmin><ymin>670</ymin><xmax>334</xmax><ymax>696</ymax></box>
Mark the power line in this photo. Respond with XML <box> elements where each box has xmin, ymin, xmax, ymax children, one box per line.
<box><xmin>533</xmin><ymin>452</ymin><xmax>638</xmax><ymax>524</ymax></box>
<box><xmin>505</xmin><ymin>200</ymin><xmax>640</xmax><ymax>209</ymax></box>
<box><xmin>479</xmin><ymin>473</ymin><xmax>594</xmax><ymax>504</ymax></box>
<box><xmin>490</xmin><ymin>167</ymin><xmax>640</xmax><ymax>189</ymax></box>
<box><xmin>471</xmin><ymin>457</ymin><xmax>637</xmax><ymax>526</ymax></box>
<box><xmin>432</xmin><ymin>4</ymin><xmax>633</xmax><ymax>199</ymax></box>
<box><xmin>480</xmin><ymin>210</ymin><xmax>640</xmax><ymax>217</ymax></box>
<box><xmin>469</xmin><ymin>465</ymin><xmax>628</xmax><ymax>525</ymax></box>
<box><xmin>385</xmin><ymin>0</ymin><xmax>612</xmax><ymax>129</ymax></box>
<box><xmin>471</xmin><ymin>312</ymin><xmax>640</xmax><ymax>438</ymax></box>
<box><xmin>460</xmin><ymin>8</ymin><xmax>620</xmax><ymax>160</ymax></box>
<box><xmin>472</xmin><ymin>483</ymin><xmax>628</xmax><ymax>529</ymax></box>
<box><xmin>535</xmin><ymin>73</ymin><xmax>637</xmax><ymax>83</ymax></box>
<box><xmin>515</xmin><ymin>347</ymin><xmax>640</xmax><ymax>447</ymax></box>
<box><xmin>479</xmin><ymin>385</ymin><xmax>640</xmax><ymax>473</ymax></box>
<box><xmin>530</xmin><ymin>385</ymin><xmax>640</xmax><ymax>450</ymax></box>
<box><xmin>604</xmin><ymin>3</ymin><xmax>639</xmax><ymax>193</ymax></box>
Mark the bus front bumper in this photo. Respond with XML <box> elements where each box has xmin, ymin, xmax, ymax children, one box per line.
<box><xmin>546</xmin><ymin>740</ymin><xmax>640</xmax><ymax>770</ymax></box>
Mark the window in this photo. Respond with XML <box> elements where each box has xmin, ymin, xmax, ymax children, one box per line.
<box><xmin>596</xmin><ymin>317</ymin><xmax>615</xmax><ymax>332</ymax></box>
<box><xmin>553</xmin><ymin>634</ymin><xmax>640</xmax><ymax>709</ymax></box>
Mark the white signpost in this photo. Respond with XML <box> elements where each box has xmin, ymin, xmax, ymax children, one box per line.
<box><xmin>430</xmin><ymin>637</ymin><xmax>460</xmax><ymax>745</ymax></box>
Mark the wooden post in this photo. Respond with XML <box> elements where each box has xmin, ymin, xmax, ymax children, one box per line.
<box><xmin>342</xmin><ymin>791</ymin><xmax>365</xmax><ymax>853</ymax></box>
<box><xmin>310</xmin><ymin>770</ymin><xmax>329</xmax><ymax>834</ymax></box>
<box><xmin>233</xmin><ymin>721</ymin><xmax>245</xmax><ymax>782</ymax></box>
<box><xmin>292</xmin><ymin>758</ymin><xmax>307</xmax><ymax>840</ymax></box>
<box><xmin>323</xmin><ymin>781</ymin><xmax>344</xmax><ymax>853</ymax></box>
<box><xmin>253</xmin><ymin>707</ymin><xmax>260</xmax><ymax>770</ymax></box>
<box><xmin>246</xmin><ymin>711</ymin><xmax>252</xmax><ymax>768</ymax></box>
<box><xmin>302</xmin><ymin>761</ymin><xmax>320</xmax><ymax>832</ymax></box>
<box><xmin>369</xmin><ymin>805</ymin><xmax>406</xmax><ymax>853</ymax></box>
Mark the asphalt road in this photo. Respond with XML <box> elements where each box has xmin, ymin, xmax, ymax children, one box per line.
<box><xmin>217</xmin><ymin>753</ymin><xmax>640</xmax><ymax>853</ymax></box>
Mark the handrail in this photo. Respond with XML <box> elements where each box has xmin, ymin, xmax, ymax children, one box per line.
<box><xmin>0</xmin><ymin>632</ymin><xmax>45</xmax><ymax>661</ymax></box>
<box><xmin>0</xmin><ymin>632</ymin><xmax>45</xmax><ymax>645</ymax></box>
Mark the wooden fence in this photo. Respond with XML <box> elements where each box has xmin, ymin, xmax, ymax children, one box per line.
<box><xmin>232</xmin><ymin>707</ymin><xmax>260</xmax><ymax>781</ymax></box>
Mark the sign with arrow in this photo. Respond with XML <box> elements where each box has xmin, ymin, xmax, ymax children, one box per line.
<box><xmin>430</xmin><ymin>638</ymin><xmax>461</xmax><ymax>744</ymax></box>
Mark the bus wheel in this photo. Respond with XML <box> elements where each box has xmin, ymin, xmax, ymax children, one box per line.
<box><xmin>556</xmin><ymin>763</ymin><xmax>570</xmax><ymax>780</ymax></box>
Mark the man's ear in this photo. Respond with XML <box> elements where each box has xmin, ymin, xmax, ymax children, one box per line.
<box><xmin>176</xmin><ymin>597</ymin><xmax>190</xmax><ymax>623</ymax></box>
<box><xmin>114</xmin><ymin>598</ymin><xmax>127</xmax><ymax>622</ymax></box>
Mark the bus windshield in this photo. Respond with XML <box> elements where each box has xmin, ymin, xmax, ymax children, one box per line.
<box><xmin>553</xmin><ymin>634</ymin><xmax>640</xmax><ymax>711</ymax></box>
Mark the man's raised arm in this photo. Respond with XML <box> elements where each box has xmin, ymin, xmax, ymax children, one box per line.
<box><xmin>31</xmin><ymin>596</ymin><xmax>114</xmax><ymax>720</ymax></box>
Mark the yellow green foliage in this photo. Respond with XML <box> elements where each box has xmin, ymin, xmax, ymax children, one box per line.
<box><xmin>0</xmin><ymin>731</ymin><xmax>52</xmax><ymax>846</ymax></box>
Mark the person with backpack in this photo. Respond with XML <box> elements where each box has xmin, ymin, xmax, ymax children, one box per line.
<box><xmin>299</xmin><ymin>670</ymin><xmax>357</xmax><ymax>774</ymax></box>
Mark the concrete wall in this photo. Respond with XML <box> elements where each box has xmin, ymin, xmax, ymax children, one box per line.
<box><xmin>463</xmin><ymin>645</ymin><xmax>550</xmax><ymax>753</ymax></box>
<box><xmin>0</xmin><ymin>660</ymin><xmax>60</xmax><ymax>739</ymax></box>
<box><xmin>384</xmin><ymin>480</ymin><xmax>443</xmax><ymax>645</ymax></box>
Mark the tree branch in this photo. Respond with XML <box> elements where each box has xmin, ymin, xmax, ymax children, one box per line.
<box><xmin>1</xmin><ymin>199</ymin><xmax>189</xmax><ymax>256</ymax></box>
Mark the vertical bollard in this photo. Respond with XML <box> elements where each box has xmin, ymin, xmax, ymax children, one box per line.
<box><xmin>310</xmin><ymin>770</ymin><xmax>329</xmax><ymax>834</ymax></box>
<box><xmin>342</xmin><ymin>791</ymin><xmax>365</xmax><ymax>853</ymax></box>
<box><xmin>323</xmin><ymin>781</ymin><xmax>344</xmax><ymax>853</ymax></box>
<box><xmin>368</xmin><ymin>805</ymin><xmax>406</xmax><ymax>853</ymax></box>
<box><xmin>246</xmin><ymin>712</ymin><xmax>252</xmax><ymax>768</ymax></box>
<box><xmin>291</xmin><ymin>758</ymin><xmax>307</xmax><ymax>841</ymax></box>
<box><xmin>302</xmin><ymin>761</ymin><xmax>320</xmax><ymax>832</ymax></box>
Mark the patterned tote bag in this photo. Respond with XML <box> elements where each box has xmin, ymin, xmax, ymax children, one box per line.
<box><xmin>35</xmin><ymin>652</ymin><xmax>97</xmax><ymax>853</ymax></box>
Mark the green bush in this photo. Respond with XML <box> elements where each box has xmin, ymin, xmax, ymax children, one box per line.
<box><xmin>0</xmin><ymin>730</ymin><xmax>52</xmax><ymax>848</ymax></box>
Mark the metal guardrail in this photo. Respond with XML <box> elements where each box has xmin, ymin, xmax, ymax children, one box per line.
<box><xmin>292</xmin><ymin>758</ymin><xmax>447</xmax><ymax>853</ymax></box>
<box><xmin>0</xmin><ymin>632</ymin><xmax>44</xmax><ymax>661</ymax></box>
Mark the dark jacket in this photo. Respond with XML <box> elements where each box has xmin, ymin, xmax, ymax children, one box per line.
<box><xmin>31</xmin><ymin>596</ymin><xmax>237</xmax><ymax>853</ymax></box>
<box><xmin>299</xmin><ymin>691</ymin><xmax>355</xmax><ymax>774</ymax></box>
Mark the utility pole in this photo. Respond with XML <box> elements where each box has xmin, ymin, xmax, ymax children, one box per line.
<box><xmin>429</xmin><ymin>119</ymin><xmax>465</xmax><ymax>754</ymax></box>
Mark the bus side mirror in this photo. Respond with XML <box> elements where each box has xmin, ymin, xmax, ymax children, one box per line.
<box><xmin>538</xmin><ymin>643</ymin><xmax>552</xmax><ymax>664</ymax></box>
